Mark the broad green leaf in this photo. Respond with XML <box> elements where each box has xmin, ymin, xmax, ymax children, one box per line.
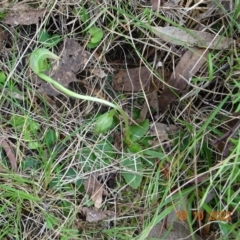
<box><xmin>89</xmin><ymin>27</ymin><xmax>103</xmax><ymax>44</ymax></box>
<box><xmin>121</xmin><ymin>157</ymin><xmax>143</xmax><ymax>189</ymax></box>
<box><xmin>96</xmin><ymin>140</ymin><xmax>115</xmax><ymax>158</ymax></box>
<box><xmin>39</xmin><ymin>29</ymin><xmax>61</xmax><ymax>47</ymax></box>
<box><xmin>142</xmin><ymin>150</ymin><xmax>165</xmax><ymax>158</ymax></box>
<box><xmin>79</xmin><ymin>7</ymin><xmax>89</xmax><ymax>22</ymax></box>
<box><xmin>23</xmin><ymin>131</ymin><xmax>32</xmax><ymax>141</ymax></box>
<box><xmin>22</xmin><ymin>158</ymin><xmax>41</xmax><ymax>171</ymax></box>
<box><xmin>44</xmin><ymin>129</ymin><xmax>58</xmax><ymax>147</ymax></box>
<box><xmin>9</xmin><ymin>115</ymin><xmax>26</xmax><ymax>128</ymax></box>
<box><xmin>128</xmin><ymin>142</ymin><xmax>142</xmax><ymax>153</ymax></box>
<box><xmin>0</xmin><ymin>71</ymin><xmax>6</xmax><ymax>83</ymax></box>
<box><xmin>45</xmin><ymin>214</ymin><xmax>58</xmax><ymax>230</ymax></box>
<box><xmin>87</xmin><ymin>42</ymin><xmax>100</xmax><ymax>48</ymax></box>
<box><xmin>61</xmin><ymin>200</ymin><xmax>73</xmax><ymax>216</ymax></box>
<box><xmin>129</xmin><ymin>119</ymin><xmax>149</xmax><ymax>142</ymax></box>
<box><xmin>39</xmin><ymin>29</ymin><xmax>51</xmax><ymax>42</ymax></box>
<box><xmin>28</xmin><ymin>120</ymin><xmax>40</xmax><ymax>132</ymax></box>
<box><xmin>9</xmin><ymin>115</ymin><xmax>40</xmax><ymax>132</ymax></box>
<box><xmin>73</xmin><ymin>7</ymin><xmax>89</xmax><ymax>23</ymax></box>
<box><xmin>28</xmin><ymin>141</ymin><xmax>39</xmax><ymax>150</ymax></box>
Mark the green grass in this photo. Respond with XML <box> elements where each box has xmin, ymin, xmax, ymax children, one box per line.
<box><xmin>0</xmin><ymin>0</ymin><xmax>239</xmax><ymax>239</ymax></box>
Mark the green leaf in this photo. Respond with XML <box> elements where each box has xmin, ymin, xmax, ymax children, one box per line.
<box><xmin>22</xmin><ymin>158</ymin><xmax>41</xmax><ymax>171</ymax></box>
<box><xmin>28</xmin><ymin>120</ymin><xmax>40</xmax><ymax>132</ymax></box>
<box><xmin>142</xmin><ymin>150</ymin><xmax>165</xmax><ymax>158</ymax></box>
<box><xmin>96</xmin><ymin>140</ymin><xmax>115</xmax><ymax>158</ymax></box>
<box><xmin>95</xmin><ymin>110</ymin><xmax>116</xmax><ymax>134</ymax></box>
<box><xmin>87</xmin><ymin>42</ymin><xmax>100</xmax><ymax>49</ymax></box>
<box><xmin>129</xmin><ymin>119</ymin><xmax>149</xmax><ymax>142</ymax></box>
<box><xmin>121</xmin><ymin>157</ymin><xmax>143</xmax><ymax>189</ymax></box>
<box><xmin>88</xmin><ymin>27</ymin><xmax>103</xmax><ymax>44</ymax></box>
<box><xmin>9</xmin><ymin>115</ymin><xmax>40</xmax><ymax>133</ymax></box>
<box><xmin>39</xmin><ymin>29</ymin><xmax>51</xmax><ymax>42</ymax></box>
<box><xmin>48</xmin><ymin>174</ymin><xmax>62</xmax><ymax>189</ymax></box>
<box><xmin>0</xmin><ymin>71</ymin><xmax>6</xmax><ymax>83</ymax></box>
<box><xmin>45</xmin><ymin>213</ymin><xmax>58</xmax><ymax>230</ymax></box>
<box><xmin>79</xmin><ymin>7</ymin><xmax>89</xmax><ymax>22</ymax></box>
<box><xmin>44</xmin><ymin>129</ymin><xmax>58</xmax><ymax>147</ymax></box>
<box><xmin>128</xmin><ymin>143</ymin><xmax>142</xmax><ymax>153</ymax></box>
<box><xmin>82</xmin><ymin>194</ymin><xmax>94</xmax><ymax>207</ymax></box>
<box><xmin>28</xmin><ymin>141</ymin><xmax>39</xmax><ymax>150</ymax></box>
<box><xmin>39</xmin><ymin>29</ymin><xmax>61</xmax><ymax>47</ymax></box>
<box><xmin>9</xmin><ymin>115</ymin><xmax>26</xmax><ymax>128</ymax></box>
<box><xmin>61</xmin><ymin>200</ymin><xmax>73</xmax><ymax>216</ymax></box>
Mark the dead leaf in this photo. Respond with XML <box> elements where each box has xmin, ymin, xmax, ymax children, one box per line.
<box><xmin>152</xmin><ymin>0</ymin><xmax>161</xmax><ymax>11</ymax></box>
<box><xmin>82</xmin><ymin>207</ymin><xmax>115</xmax><ymax>223</ymax></box>
<box><xmin>138</xmin><ymin>89</ymin><xmax>159</xmax><ymax>122</ymax></box>
<box><xmin>152</xmin><ymin>26</ymin><xmax>234</xmax><ymax>49</ymax></box>
<box><xmin>2</xmin><ymin>3</ymin><xmax>45</xmax><ymax>26</ymax></box>
<box><xmin>84</xmin><ymin>175</ymin><xmax>108</xmax><ymax>209</ymax></box>
<box><xmin>150</xmin><ymin>122</ymin><xmax>178</xmax><ymax>141</ymax></box>
<box><xmin>90</xmin><ymin>68</ymin><xmax>107</xmax><ymax>79</ymax></box>
<box><xmin>147</xmin><ymin>200</ymin><xmax>203</xmax><ymax>239</ymax></box>
<box><xmin>113</xmin><ymin>66</ymin><xmax>166</xmax><ymax>119</ymax></box>
<box><xmin>159</xmin><ymin>48</ymin><xmax>208</xmax><ymax>111</ymax></box>
<box><xmin>112</xmin><ymin>66</ymin><xmax>162</xmax><ymax>92</ymax></box>
<box><xmin>0</xmin><ymin>26</ymin><xmax>6</xmax><ymax>49</ymax></box>
<box><xmin>0</xmin><ymin>137</ymin><xmax>17</xmax><ymax>171</ymax></box>
<box><xmin>212</xmin><ymin>116</ymin><xmax>240</xmax><ymax>157</ymax></box>
<box><xmin>147</xmin><ymin>221</ymin><xmax>204</xmax><ymax>240</ymax></box>
<box><xmin>36</xmin><ymin>38</ymin><xmax>89</xmax><ymax>96</ymax></box>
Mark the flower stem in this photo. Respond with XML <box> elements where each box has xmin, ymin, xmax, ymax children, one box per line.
<box><xmin>39</xmin><ymin>73</ymin><xmax>131</xmax><ymax>145</ymax></box>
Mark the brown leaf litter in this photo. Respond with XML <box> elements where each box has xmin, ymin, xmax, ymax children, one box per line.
<box><xmin>83</xmin><ymin>174</ymin><xmax>108</xmax><ymax>209</ymax></box>
<box><xmin>149</xmin><ymin>122</ymin><xmax>178</xmax><ymax>142</ymax></box>
<box><xmin>159</xmin><ymin>47</ymin><xmax>208</xmax><ymax>111</ymax></box>
<box><xmin>82</xmin><ymin>175</ymin><xmax>114</xmax><ymax>223</ymax></box>
<box><xmin>113</xmin><ymin>66</ymin><xmax>164</xmax><ymax>118</ymax></box>
<box><xmin>0</xmin><ymin>136</ymin><xmax>17</xmax><ymax>171</ymax></box>
<box><xmin>81</xmin><ymin>207</ymin><xmax>115</xmax><ymax>223</ymax></box>
<box><xmin>112</xmin><ymin>66</ymin><xmax>162</xmax><ymax>92</ymax></box>
<box><xmin>212</xmin><ymin>114</ymin><xmax>240</xmax><ymax>157</ymax></box>
<box><xmin>147</xmin><ymin>199</ymin><xmax>203</xmax><ymax>240</ymax></box>
<box><xmin>2</xmin><ymin>2</ymin><xmax>45</xmax><ymax>26</ymax></box>
<box><xmin>0</xmin><ymin>26</ymin><xmax>6</xmax><ymax>49</ymax></box>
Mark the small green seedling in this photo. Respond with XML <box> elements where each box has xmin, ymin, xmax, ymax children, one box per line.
<box><xmin>73</xmin><ymin>6</ymin><xmax>89</xmax><ymax>23</ymax></box>
<box><xmin>9</xmin><ymin>115</ymin><xmax>40</xmax><ymax>149</ymax></box>
<box><xmin>87</xmin><ymin>27</ymin><xmax>103</xmax><ymax>48</ymax></box>
<box><xmin>0</xmin><ymin>70</ymin><xmax>6</xmax><ymax>83</ymax></box>
<box><xmin>38</xmin><ymin>29</ymin><xmax>61</xmax><ymax>48</ymax></box>
<box><xmin>73</xmin><ymin>7</ymin><xmax>103</xmax><ymax>48</ymax></box>
<box><xmin>29</xmin><ymin>48</ymin><xmax>131</xmax><ymax>146</ymax></box>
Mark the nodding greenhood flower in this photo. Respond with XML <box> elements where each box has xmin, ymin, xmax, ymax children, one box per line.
<box><xmin>29</xmin><ymin>48</ymin><xmax>132</xmax><ymax>146</ymax></box>
<box><xmin>95</xmin><ymin>110</ymin><xmax>116</xmax><ymax>134</ymax></box>
<box><xmin>30</xmin><ymin>48</ymin><xmax>59</xmax><ymax>74</ymax></box>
